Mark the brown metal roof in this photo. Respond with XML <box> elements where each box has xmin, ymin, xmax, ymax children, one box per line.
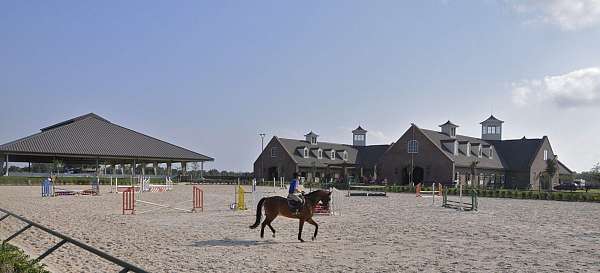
<box><xmin>0</xmin><ymin>113</ymin><xmax>213</xmax><ymax>162</ymax></box>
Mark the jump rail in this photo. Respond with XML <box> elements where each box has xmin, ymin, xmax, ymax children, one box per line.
<box><xmin>0</xmin><ymin>207</ymin><xmax>149</xmax><ymax>273</ymax></box>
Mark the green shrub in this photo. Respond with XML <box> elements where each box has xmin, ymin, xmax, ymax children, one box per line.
<box><xmin>581</xmin><ymin>194</ymin><xmax>588</xmax><ymax>201</ymax></box>
<box><xmin>0</xmin><ymin>244</ymin><xmax>50</xmax><ymax>273</ymax></box>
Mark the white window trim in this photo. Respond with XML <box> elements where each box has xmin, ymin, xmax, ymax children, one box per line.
<box><xmin>478</xmin><ymin>145</ymin><xmax>482</xmax><ymax>158</ymax></box>
<box><xmin>303</xmin><ymin>148</ymin><xmax>309</xmax><ymax>158</ymax></box>
<box><xmin>453</xmin><ymin>141</ymin><xmax>458</xmax><ymax>155</ymax></box>
<box><xmin>317</xmin><ymin>149</ymin><xmax>323</xmax><ymax>159</ymax></box>
<box><xmin>330</xmin><ymin>150</ymin><xmax>336</xmax><ymax>160</ymax></box>
<box><xmin>544</xmin><ymin>150</ymin><xmax>548</xmax><ymax>161</ymax></box>
<box><xmin>489</xmin><ymin>147</ymin><xmax>493</xmax><ymax>159</ymax></box>
<box><xmin>342</xmin><ymin>151</ymin><xmax>348</xmax><ymax>161</ymax></box>
<box><xmin>466</xmin><ymin>144</ymin><xmax>471</xmax><ymax>157</ymax></box>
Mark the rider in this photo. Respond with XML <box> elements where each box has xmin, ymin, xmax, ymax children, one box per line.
<box><xmin>288</xmin><ymin>172</ymin><xmax>304</xmax><ymax>214</ymax></box>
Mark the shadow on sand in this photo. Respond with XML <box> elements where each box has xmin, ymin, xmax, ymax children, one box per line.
<box><xmin>191</xmin><ymin>239</ymin><xmax>279</xmax><ymax>247</ymax></box>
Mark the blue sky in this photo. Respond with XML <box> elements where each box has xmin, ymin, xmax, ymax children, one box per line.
<box><xmin>1</xmin><ymin>0</ymin><xmax>600</xmax><ymax>172</ymax></box>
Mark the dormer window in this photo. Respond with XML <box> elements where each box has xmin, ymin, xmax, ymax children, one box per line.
<box><xmin>450</xmin><ymin>127</ymin><xmax>456</xmax><ymax>137</ymax></box>
<box><xmin>317</xmin><ymin>149</ymin><xmax>323</xmax><ymax>159</ymax></box>
<box><xmin>330</xmin><ymin>150</ymin><xmax>336</xmax><ymax>160</ymax></box>
<box><xmin>342</xmin><ymin>151</ymin><xmax>348</xmax><ymax>161</ymax></box>
<box><xmin>303</xmin><ymin>147</ymin><xmax>309</xmax><ymax>158</ymax></box>
<box><xmin>466</xmin><ymin>143</ymin><xmax>471</xmax><ymax>157</ymax></box>
<box><xmin>311</xmin><ymin>136</ymin><xmax>317</xmax><ymax>145</ymax></box>
<box><xmin>478</xmin><ymin>146</ymin><xmax>482</xmax><ymax>158</ymax></box>
<box><xmin>489</xmin><ymin>147</ymin><xmax>493</xmax><ymax>159</ymax></box>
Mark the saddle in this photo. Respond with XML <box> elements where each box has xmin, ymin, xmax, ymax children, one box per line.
<box><xmin>287</xmin><ymin>197</ymin><xmax>305</xmax><ymax>213</ymax></box>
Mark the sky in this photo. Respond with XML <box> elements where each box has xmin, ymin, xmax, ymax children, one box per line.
<box><xmin>1</xmin><ymin>0</ymin><xmax>600</xmax><ymax>172</ymax></box>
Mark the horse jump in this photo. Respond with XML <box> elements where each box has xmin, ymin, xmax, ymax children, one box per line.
<box><xmin>314</xmin><ymin>187</ymin><xmax>343</xmax><ymax>216</ymax></box>
<box><xmin>231</xmin><ymin>185</ymin><xmax>252</xmax><ymax>211</ymax></box>
<box><xmin>416</xmin><ymin>182</ymin><xmax>442</xmax><ymax>204</ymax></box>
<box><xmin>122</xmin><ymin>186</ymin><xmax>203</xmax><ymax>215</ymax></box>
<box><xmin>41</xmin><ymin>177</ymin><xmax>99</xmax><ymax>197</ymax></box>
<box><xmin>347</xmin><ymin>185</ymin><xmax>387</xmax><ymax>197</ymax></box>
<box><xmin>442</xmin><ymin>183</ymin><xmax>478</xmax><ymax>211</ymax></box>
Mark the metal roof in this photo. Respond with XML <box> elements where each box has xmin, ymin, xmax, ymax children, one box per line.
<box><xmin>276</xmin><ymin>137</ymin><xmax>388</xmax><ymax>168</ymax></box>
<box><xmin>0</xmin><ymin>113</ymin><xmax>213</xmax><ymax>162</ymax></box>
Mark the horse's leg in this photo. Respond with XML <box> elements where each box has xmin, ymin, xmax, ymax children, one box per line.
<box><xmin>297</xmin><ymin>219</ymin><xmax>305</xmax><ymax>242</ymax></box>
<box><xmin>267</xmin><ymin>221</ymin><xmax>276</xmax><ymax>238</ymax></box>
<box><xmin>306</xmin><ymin>218</ymin><xmax>318</xmax><ymax>241</ymax></box>
<box><xmin>260</xmin><ymin>219</ymin><xmax>267</xmax><ymax>238</ymax></box>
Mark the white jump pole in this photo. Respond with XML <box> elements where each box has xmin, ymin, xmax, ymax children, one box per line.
<box><xmin>432</xmin><ymin>182</ymin><xmax>435</xmax><ymax>205</ymax></box>
<box><xmin>458</xmin><ymin>183</ymin><xmax>464</xmax><ymax>211</ymax></box>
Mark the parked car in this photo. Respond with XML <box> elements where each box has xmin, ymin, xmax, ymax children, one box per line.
<box><xmin>553</xmin><ymin>182</ymin><xmax>578</xmax><ymax>191</ymax></box>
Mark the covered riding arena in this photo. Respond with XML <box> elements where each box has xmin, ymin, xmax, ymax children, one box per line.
<box><xmin>0</xmin><ymin>113</ymin><xmax>213</xmax><ymax>181</ymax></box>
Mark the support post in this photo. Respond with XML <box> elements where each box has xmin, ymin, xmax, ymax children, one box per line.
<box><xmin>5</xmin><ymin>154</ymin><xmax>9</xmax><ymax>176</ymax></box>
<box><xmin>200</xmin><ymin>161</ymin><xmax>204</xmax><ymax>179</ymax></box>
<box><xmin>153</xmin><ymin>162</ymin><xmax>158</xmax><ymax>176</ymax></box>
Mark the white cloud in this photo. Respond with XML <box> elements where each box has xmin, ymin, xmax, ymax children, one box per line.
<box><xmin>506</xmin><ymin>0</ymin><xmax>600</xmax><ymax>30</ymax></box>
<box><xmin>511</xmin><ymin>67</ymin><xmax>600</xmax><ymax>108</ymax></box>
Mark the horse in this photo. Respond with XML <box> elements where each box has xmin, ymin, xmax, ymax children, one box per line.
<box><xmin>249</xmin><ymin>189</ymin><xmax>332</xmax><ymax>242</ymax></box>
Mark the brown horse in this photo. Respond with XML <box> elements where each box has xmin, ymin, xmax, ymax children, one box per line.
<box><xmin>249</xmin><ymin>190</ymin><xmax>332</xmax><ymax>242</ymax></box>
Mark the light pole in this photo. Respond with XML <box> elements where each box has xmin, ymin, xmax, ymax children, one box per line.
<box><xmin>259</xmin><ymin>133</ymin><xmax>266</xmax><ymax>180</ymax></box>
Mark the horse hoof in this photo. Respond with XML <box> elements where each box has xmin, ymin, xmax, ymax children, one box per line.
<box><xmin>299</xmin><ymin>239</ymin><xmax>305</xmax><ymax>243</ymax></box>
<box><xmin>312</xmin><ymin>236</ymin><xmax>316</xmax><ymax>241</ymax></box>
<box><xmin>272</xmin><ymin>234</ymin><xmax>276</xmax><ymax>238</ymax></box>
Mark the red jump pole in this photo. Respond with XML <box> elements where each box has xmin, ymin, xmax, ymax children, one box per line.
<box><xmin>193</xmin><ymin>186</ymin><xmax>203</xmax><ymax>212</ymax></box>
<box><xmin>123</xmin><ymin>187</ymin><xmax>135</xmax><ymax>215</ymax></box>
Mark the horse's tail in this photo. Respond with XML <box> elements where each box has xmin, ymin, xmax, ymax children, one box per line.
<box><xmin>249</xmin><ymin>197</ymin><xmax>266</xmax><ymax>229</ymax></box>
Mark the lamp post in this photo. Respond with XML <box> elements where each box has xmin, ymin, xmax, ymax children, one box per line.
<box><xmin>259</xmin><ymin>133</ymin><xmax>266</xmax><ymax>180</ymax></box>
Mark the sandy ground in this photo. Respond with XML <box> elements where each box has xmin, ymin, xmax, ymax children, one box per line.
<box><xmin>1</xmin><ymin>184</ymin><xmax>599</xmax><ymax>273</ymax></box>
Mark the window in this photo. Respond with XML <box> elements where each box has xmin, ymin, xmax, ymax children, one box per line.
<box><xmin>466</xmin><ymin>144</ymin><xmax>471</xmax><ymax>157</ymax></box>
<box><xmin>450</xmin><ymin>127</ymin><xmax>456</xmax><ymax>137</ymax></box>
<box><xmin>354</xmin><ymin>134</ymin><xmax>364</xmax><ymax>141</ymax></box>
<box><xmin>303</xmin><ymin>148</ymin><xmax>309</xmax><ymax>158</ymax></box>
<box><xmin>478</xmin><ymin>146</ymin><xmax>482</xmax><ymax>157</ymax></box>
<box><xmin>544</xmin><ymin>150</ymin><xmax>548</xmax><ymax>161</ymax></box>
<box><xmin>408</xmin><ymin>140</ymin><xmax>418</xmax><ymax>154</ymax></box>
<box><xmin>330</xmin><ymin>150</ymin><xmax>336</xmax><ymax>159</ymax></box>
<box><xmin>318</xmin><ymin>149</ymin><xmax>323</xmax><ymax>159</ymax></box>
<box><xmin>311</xmin><ymin>137</ymin><xmax>317</xmax><ymax>145</ymax></box>
<box><xmin>342</xmin><ymin>151</ymin><xmax>348</xmax><ymax>161</ymax></box>
<box><xmin>270</xmin><ymin>147</ymin><xmax>278</xmax><ymax>158</ymax></box>
<box><xmin>489</xmin><ymin>147</ymin><xmax>493</xmax><ymax>159</ymax></box>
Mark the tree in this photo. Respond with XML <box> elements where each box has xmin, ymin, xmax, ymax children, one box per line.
<box><xmin>545</xmin><ymin>158</ymin><xmax>558</xmax><ymax>178</ymax></box>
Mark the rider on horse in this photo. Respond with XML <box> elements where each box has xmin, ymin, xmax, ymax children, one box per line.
<box><xmin>288</xmin><ymin>172</ymin><xmax>304</xmax><ymax>214</ymax></box>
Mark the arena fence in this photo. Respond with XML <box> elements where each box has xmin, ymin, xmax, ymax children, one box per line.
<box><xmin>0</xmin><ymin>207</ymin><xmax>149</xmax><ymax>273</ymax></box>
